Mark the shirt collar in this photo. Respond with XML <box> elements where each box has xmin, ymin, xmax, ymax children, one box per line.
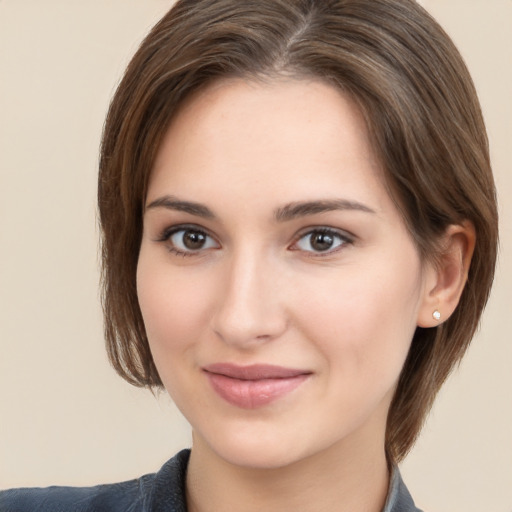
<box><xmin>382</xmin><ymin>465</ymin><xmax>423</xmax><ymax>512</ymax></box>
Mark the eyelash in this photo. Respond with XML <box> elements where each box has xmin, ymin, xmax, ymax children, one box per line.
<box><xmin>155</xmin><ymin>225</ymin><xmax>353</xmax><ymax>258</ymax></box>
<box><xmin>291</xmin><ymin>227</ymin><xmax>353</xmax><ymax>256</ymax></box>
<box><xmin>155</xmin><ymin>224</ymin><xmax>218</xmax><ymax>257</ymax></box>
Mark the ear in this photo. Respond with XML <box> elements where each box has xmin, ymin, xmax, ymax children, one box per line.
<box><xmin>417</xmin><ymin>221</ymin><xmax>476</xmax><ymax>327</ymax></box>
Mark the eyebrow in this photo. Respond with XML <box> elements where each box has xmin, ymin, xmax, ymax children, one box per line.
<box><xmin>274</xmin><ymin>199</ymin><xmax>376</xmax><ymax>222</ymax></box>
<box><xmin>145</xmin><ymin>195</ymin><xmax>376</xmax><ymax>221</ymax></box>
<box><xmin>145</xmin><ymin>195</ymin><xmax>216</xmax><ymax>219</ymax></box>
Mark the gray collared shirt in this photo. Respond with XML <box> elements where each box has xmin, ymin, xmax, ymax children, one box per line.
<box><xmin>1</xmin><ymin>449</ymin><xmax>423</xmax><ymax>511</ymax></box>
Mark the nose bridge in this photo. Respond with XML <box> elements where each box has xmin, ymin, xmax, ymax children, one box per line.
<box><xmin>212</xmin><ymin>245</ymin><xmax>286</xmax><ymax>347</ymax></box>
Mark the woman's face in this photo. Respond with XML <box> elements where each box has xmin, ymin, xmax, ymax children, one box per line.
<box><xmin>137</xmin><ymin>79</ymin><xmax>434</xmax><ymax>469</ymax></box>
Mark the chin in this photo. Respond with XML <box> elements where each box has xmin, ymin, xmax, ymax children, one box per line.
<box><xmin>214</xmin><ymin>440</ymin><xmax>311</xmax><ymax>470</ymax></box>
<box><xmin>192</xmin><ymin>422</ymin><xmax>313</xmax><ymax>470</ymax></box>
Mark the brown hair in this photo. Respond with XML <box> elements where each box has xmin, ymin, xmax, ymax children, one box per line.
<box><xmin>98</xmin><ymin>0</ymin><xmax>498</xmax><ymax>462</ymax></box>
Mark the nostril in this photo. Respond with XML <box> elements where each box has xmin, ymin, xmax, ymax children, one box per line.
<box><xmin>212</xmin><ymin>310</ymin><xmax>287</xmax><ymax>348</ymax></box>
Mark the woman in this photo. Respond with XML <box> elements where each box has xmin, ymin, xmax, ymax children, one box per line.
<box><xmin>1</xmin><ymin>0</ymin><xmax>498</xmax><ymax>510</ymax></box>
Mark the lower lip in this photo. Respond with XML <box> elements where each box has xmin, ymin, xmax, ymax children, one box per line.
<box><xmin>205</xmin><ymin>372</ymin><xmax>310</xmax><ymax>409</ymax></box>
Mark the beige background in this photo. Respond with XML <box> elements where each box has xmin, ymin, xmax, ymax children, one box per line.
<box><xmin>0</xmin><ymin>1</ymin><xmax>510</xmax><ymax>511</ymax></box>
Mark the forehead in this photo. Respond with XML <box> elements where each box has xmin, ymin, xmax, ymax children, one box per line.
<box><xmin>149</xmin><ymin>78</ymin><xmax>387</xmax><ymax>213</ymax></box>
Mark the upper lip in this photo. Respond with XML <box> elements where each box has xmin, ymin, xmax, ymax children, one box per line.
<box><xmin>203</xmin><ymin>363</ymin><xmax>312</xmax><ymax>380</ymax></box>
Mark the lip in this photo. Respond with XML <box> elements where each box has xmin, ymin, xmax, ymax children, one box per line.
<box><xmin>203</xmin><ymin>363</ymin><xmax>312</xmax><ymax>409</ymax></box>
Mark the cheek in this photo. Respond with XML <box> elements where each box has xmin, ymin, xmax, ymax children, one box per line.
<box><xmin>136</xmin><ymin>255</ymin><xmax>214</xmax><ymax>360</ymax></box>
<box><xmin>291</xmin><ymin>259</ymin><xmax>422</xmax><ymax>383</ymax></box>
<box><xmin>136</xmin><ymin>258</ymin><xmax>218</xmax><ymax>410</ymax></box>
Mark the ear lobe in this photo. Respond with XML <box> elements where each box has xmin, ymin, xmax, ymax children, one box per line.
<box><xmin>417</xmin><ymin>221</ymin><xmax>476</xmax><ymax>328</ymax></box>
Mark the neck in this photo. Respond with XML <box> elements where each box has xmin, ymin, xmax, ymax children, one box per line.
<box><xmin>186</xmin><ymin>430</ymin><xmax>390</xmax><ymax>512</ymax></box>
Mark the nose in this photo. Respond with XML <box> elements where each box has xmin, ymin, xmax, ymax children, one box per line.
<box><xmin>211</xmin><ymin>250</ymin><xmax>288</xmax><ymax>348</ymax></box>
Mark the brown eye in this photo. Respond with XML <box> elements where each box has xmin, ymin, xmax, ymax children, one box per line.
<box><xmin>167</xmin><ymin>228</ymin><xmax>219</xmax><ymax>254</ymax></box>
<box><xmin>182</xmin><ymin>230</ymin><xmax>207</xmax><ymax>250</ymax></box>
<box><xmin>310</xmin><ymin>232</ymin><xmax>335</xmax><ymax>251</ymax></box>
<box><xmin>294</xmin><ymin>228</ymin><xmax>349</xmax><ymax>254</ymax></box>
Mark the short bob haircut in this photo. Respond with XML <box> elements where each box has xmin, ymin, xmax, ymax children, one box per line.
<box><xmin>98</xmin><ymin>0</ymin><xmax>498</xmax><ymax>463</ymax></box>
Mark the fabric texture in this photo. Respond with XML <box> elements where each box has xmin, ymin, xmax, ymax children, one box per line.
<box><xmin>0</xmin><ymin>449</ymin><xmax>422</xmax><ymax>511</ymax></box>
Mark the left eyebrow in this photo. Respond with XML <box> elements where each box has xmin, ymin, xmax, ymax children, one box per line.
<box><xmin>274</xmin><ymin>199</ymin><xmax>376</xmax><ymax>222</ymax></box>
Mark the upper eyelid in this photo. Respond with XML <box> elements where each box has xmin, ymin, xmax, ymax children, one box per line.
<box><xmin>157</xmin><ymin>225</ymin><xmax>220</xmax><ymax>256</ymax></box>
<box><xmin>155</xmin><ymin>223</ymin><xmax>214</xmax><ymax>241</ymax></box>
<box><xmin>287</xmin><ymin>227</ymin><xmax>353</xmax><ymax>255</ymax></box>
<box><xmin>293</xmin><ymin>225</ymin><xmax>355</xmax><ymax>242</ymax></box>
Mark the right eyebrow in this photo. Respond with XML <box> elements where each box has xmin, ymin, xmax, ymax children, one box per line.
<box><xmin>145</xmin><ymin>195</ymin><xmax>216</xmax><ymax>219</ymax></box>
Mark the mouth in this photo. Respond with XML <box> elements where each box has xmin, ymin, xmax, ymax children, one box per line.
<box><xmin>202</xmin><ymin>363</ymin><xmax>312</xmax><ymax>409</ymax></box>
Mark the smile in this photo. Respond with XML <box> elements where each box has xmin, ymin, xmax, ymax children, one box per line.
<box><xmin>203</xmin><ymin>363</ymin><xmax>312</xmax><ymax>409</ymax></box>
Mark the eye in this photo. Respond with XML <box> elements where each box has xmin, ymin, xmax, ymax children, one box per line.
<box><xmin>159</xmin><ymin>226</ymin><xmax>219</xmax><ymax>255</ymax></box>
<box><xmin>292</xmin><ymin>228</ymin><xmax>350</xmax><ymax>254</ymax></box>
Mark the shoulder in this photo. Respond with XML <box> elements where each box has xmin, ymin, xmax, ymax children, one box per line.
<box><xmin>0</xmin><ymin>476</ymin><xmax>152</xmax><ymax>512</ymax></box>
<box><xmin>0</xmin><ymin>449</ymin><xmax>190</xmax><ymax>512</ymax></box>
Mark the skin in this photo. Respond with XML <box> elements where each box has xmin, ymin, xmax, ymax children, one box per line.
<box><xmin>136</xmin><ymin>79</ymin><xmax>470</xmax><ymax>512</ymax></box>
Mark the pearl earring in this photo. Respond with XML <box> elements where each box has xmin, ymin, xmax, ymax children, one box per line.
<box><xmin>433</xmin><ymin>310</ymin><xmax>441</xmax><ymax>321</ymax></box>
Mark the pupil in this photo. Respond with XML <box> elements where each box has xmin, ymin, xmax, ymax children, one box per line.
<box><xmin>183</xmin><ymin>231</ymin><xmax>206</xmax><ymax>250</ymax></box>
<box><xmin>311</xmin><ymin>232</ymin><xmax>334</xmax><ymax>251</ymax></box>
